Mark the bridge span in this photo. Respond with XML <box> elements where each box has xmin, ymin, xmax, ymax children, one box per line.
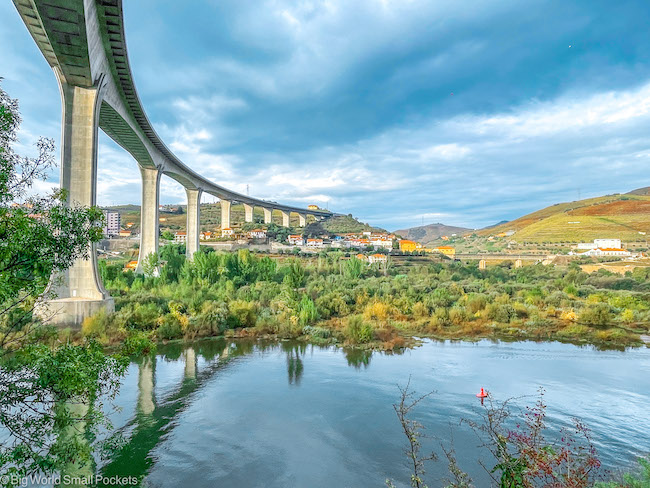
<box><xmin>13</xmin><ymin>0</ymin><xmax>337</xmax><ymax>325</ymax></box>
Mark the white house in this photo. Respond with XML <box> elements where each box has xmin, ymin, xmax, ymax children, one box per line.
<box><xmin>581</xmin><ymin>247</ymin><xmax>632</xmax><ymax>257</ymax></box>
<box><xmin>368</xmin><ymin>253</ymin><xmax>388</xmax><ymax>264</ymax></box>
<box><xmin>174</xmin><ymin>231</ymin><xmax>186</xmax><ymax>243</ymax></box>
<box><xmin>221</xmin><ymin>227</ymin><xmax>235</xmax><ymax>237</ymax></box>
<box><xmin>248</xmin><ymin>229</ymin><xmax>267</xmax><ymax>239</ymax></box>
<box><xmin>306</xmin><ymin>238</ymin><xmax>324</xmax><ymax>248</ymax></box>
<box><xmin>577</xmin><ymin>238</ymin><xmax>622</xmax><ymax>250</ymax></box>
<box><xmin>288</xmin><ymin>235</ymin><xmax>304</xmax><ymax>246</ymax></box>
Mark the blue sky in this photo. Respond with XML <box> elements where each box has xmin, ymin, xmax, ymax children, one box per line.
<box><xmin>2</xmin><ymin>0</ymin><xmax>650</xmax><ymax>230</ymax></box>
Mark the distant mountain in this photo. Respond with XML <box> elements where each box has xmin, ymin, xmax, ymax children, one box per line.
<box><xmin>393</xmin><ymin>223</ymin><xmax>472</xmax><ymax>245</ymax></box>
<box><xmin>627</xmin><ymin>186</ymin><xmax>650</xmax><ymax>196</ymax></box>
<box><xmin>477</xmin><ymin>191</ymin><xmax>650</xmax><ymax>243</ymax></box>
<box><xmin>483</xmin><ymin>220</ymin><xmax>509</xmax><ymax>229</ymax></box>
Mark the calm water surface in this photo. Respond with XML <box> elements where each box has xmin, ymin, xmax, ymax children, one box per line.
<box><xmin>91</xmin><ymin>339</ymin><xmax>650</xmax><ymax>487</ymax></box>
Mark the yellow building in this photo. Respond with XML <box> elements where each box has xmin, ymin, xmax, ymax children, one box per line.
<box><xmin>399</xmin><ymin>239</ymin><xmax>420</xmax><ymax>252</ymax></box>
<box><xmin>434</xmin><ymin>245</ymin><xmax>456</xmax><ymax>257</ymax></box>
<box><xmin>308</xmin><ymin>204</ymin><xmax>319</xmax><ymax>210</ymax></box>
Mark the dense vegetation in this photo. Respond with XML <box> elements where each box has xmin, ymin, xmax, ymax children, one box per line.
<box><xmin>87</xmin><ymin>244</ymin><xmax>650</xmax><ymax>349</ymax></box>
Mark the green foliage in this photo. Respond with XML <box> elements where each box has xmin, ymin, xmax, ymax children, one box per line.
<box><xmin>122</xmin><ymin>331</ymin><xmax>156</xmax><ymax>356</ymax></box>
<box><xmin>284</xmin><ymin>259</ymin><xmax>305</xmax><ymax>289</ymax></box>
<box><xmin>344</xmin><ymin>256</ymin><xmax>364</xmax><ymax>279</ymax></box>
<box><xmin>345</xmin><ymin>315</ymin><xmax>374</xmax><ymax>344</ymax></box>
<box><xmin>142</xmin><ymin>252</ymin><xmax>160</xmax><ymax>278</ymax></box>
<box><xmin>0</xmin><ymin>341</ymin><xmax>127</xmax><ymax>478</ymax></box>
<box><xmin>298</xmin><ymin>295</ymin><xmax>318</xmax><ymax>326</ymax></box>
<box><xmin>580</xmin><ymin>304</ymin><xmax>613</xmax><ymax>326</ymax></box>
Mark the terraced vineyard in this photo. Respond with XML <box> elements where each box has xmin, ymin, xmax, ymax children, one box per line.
<box><xmin>478</xmin><ymin>191</ymin><xmax>650</xmax><ymax>243</ymax></box>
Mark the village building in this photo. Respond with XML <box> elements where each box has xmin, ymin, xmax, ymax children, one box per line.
<box><xmin>306</xmin><ymin>238</ymin><xmax>324</xmax><ymax>248</ymax></box>
<box><xmin>288</xmin><ymin>235</ymin><xmax>304</xmax><ymax>246</ymax></box>
<box><xmin>368</xmin><ymin>253</ymin><xmax>388</xmax><ymax>264</ymax></box>
<box><xmin>399</xmin><ymin>239</ymin><xmax>421</xmax><ymax>252</ymax></box>
<box><xmin>248</xmin><ymin>229</ymin><xmax>267</xmax><ymax>239</ymax></box>
<box><xmin>433</xmin><ymin>245</ymin><xmax>456</xmax><ymax>257</ymax></box>
<box><xmin>174</xmin><ymin>231</ymin><xmax>186</xmax><ymax>243</ymax></box>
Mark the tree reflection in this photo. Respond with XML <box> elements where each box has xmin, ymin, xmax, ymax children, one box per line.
<box><xmin>344</xmin><ymin>348</ymin><xmax>373</xmax><ymax>369</ymax></box>
<box><xmin>284</xmin><ymin>342</ymin><xmax>306</xmax><ymax>385</ymax></box>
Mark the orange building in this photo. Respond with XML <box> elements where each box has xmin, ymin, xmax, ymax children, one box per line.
<box><xmin>434</xmin><ymin>245</ymin><xmax>456</xmax><ymax>257</ymax></box>
<box><xmin>399</xmin><ymin>239</ymin><xmax>420</xmax><ymax>252</ymax></box>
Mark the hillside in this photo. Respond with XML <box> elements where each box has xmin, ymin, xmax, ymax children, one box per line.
<box><xmin>102</xmin><ymin>205</ymin><xmax>377</xmax><ymax>234</ymax></box>
<box><xmin>393</xmin><ymin>223</ymin><xmax>472</xmax><ymax>245</ymax></box>
<box><xmin>477</xmin><ymin>190</ymin><xmax>650</xmax><ymax>243</ymax></box>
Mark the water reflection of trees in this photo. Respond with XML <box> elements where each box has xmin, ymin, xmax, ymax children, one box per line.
<box><xmin>344</xmin><ymin>348</ymin><xmax>373</xmax><ymax>369</ymax></box>
<box><xmin>283</xmin><ymin>342</ymin><xmax>306</xmax><ymax>385</ymax></box>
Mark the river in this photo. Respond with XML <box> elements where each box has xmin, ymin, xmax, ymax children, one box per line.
<box><xmin>89</xmin><ymin>339</ymin><xmax>650</xmax><ymax>487</ymax></box>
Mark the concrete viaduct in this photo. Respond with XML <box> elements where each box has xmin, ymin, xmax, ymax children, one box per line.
<box><xmin>13</xmin><ymin>0</ymin><xmax>336</xmax><ymax>325</ymax></box>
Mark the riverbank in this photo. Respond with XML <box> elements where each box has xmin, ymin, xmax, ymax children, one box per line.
<box><xmin>77</xmin><ymin>246</ymin><xmax>650</xmax><ymax>352</ymax></box>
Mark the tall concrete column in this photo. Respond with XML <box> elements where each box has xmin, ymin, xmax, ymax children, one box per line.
<box><xmin>40</xmin><ymin>70</ymin><xmax>114</xmax><ymax>326</ymax></box>
<box><xmin>281</xmin><ymin>211</ymin><xmax>290</xmax><ymax>227</ymax></box>
<box><xmin>220</xmin><ymin>199</ymin><xmax>231</xmax><ymax>230</ymax></box>
<box><xmin>186</xmin><ymin>188</ymin><xmax>202</xmax><ymax>259</ymax></box>
<box><xmin>263</xmin><ymin>207</ymin><xmax>272</xmax><ymax>224</ymax></box>
<box><xmin>136</xmin><ymin>166</ymin><xmax>161</xmax><ymax>273</ymax></box>
<box><xmin>298</xmin><ymin>214</ymin><xmax>306</xmax><ymax>227</ymax></box>
<box><xmin>243</xmin><ymin>204</ymin><xmax>253</xmax><ymax>223</ymax></box>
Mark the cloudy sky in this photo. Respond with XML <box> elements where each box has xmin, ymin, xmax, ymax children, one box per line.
<box><xmin>2</xmin><ymin>0</ymin><xmax>650</xmax><ymax>230</ymax></box>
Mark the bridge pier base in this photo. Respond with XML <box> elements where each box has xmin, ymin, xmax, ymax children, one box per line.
<box><xmin>186</xmin><ymin>188</ymin><xmax>201</xmax><ymax>259</ymax></box>
<box><xmin>38</xmin><ymin>70</ymin><xmax>113</xmax><ymax>327</ymax></box>
<box><xmin>298</xmin><ymin>214</ymin><xmax>306</xmax><ymax>227</ymax></box>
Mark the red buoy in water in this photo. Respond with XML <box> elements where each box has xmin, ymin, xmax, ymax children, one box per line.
<box><xmin>476</xmin><ymin>387</ymin><xmax>488</xmax><ymax>398</ymax></box>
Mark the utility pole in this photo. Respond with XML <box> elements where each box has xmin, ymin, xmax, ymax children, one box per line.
<box><xmin>246</xmin><ymin>184</ymin><xmax>249</xmax><ymax>196</ymax></box>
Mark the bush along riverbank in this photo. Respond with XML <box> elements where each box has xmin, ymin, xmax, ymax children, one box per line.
<box><xmin>78</xmin><ymin>245</ymin><xmax>650</xmax><ymax>350</ymax></box>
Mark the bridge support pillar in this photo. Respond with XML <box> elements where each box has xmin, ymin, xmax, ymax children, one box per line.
<box><xmin>298</xmin><ymin>214</ymin><xmax>306</xmax><ymax>227</ymax></box>
<box><xmin>281</xmin><ymin>211</ymin><xmax>290</xmax><ymax>227</ymax></box>
<box><xmin>186</xmin><ymin>188</ymin><xmax>202</xmax><ymax>259</ymax></box>
<box><xmin>136</xmin><ymin>166</ymin><xmax>161</xmax><ymax>273</ymax></box>
<box><xmin>221</xmin><ymin>199</ymin><xmax>231</xmax><ymax>231</ymax></box>
<box><xmin>38</xmin><ymin>71</ymin><xmax>113</xmax><ymax>326</ymax></box>
<box><xmin>243</xmin><ymin>204</ymin><xmax>253</xmax><ymax>223</ymax></box>
<box><xmin>263</xmin><ymin>207</ymin><xmax>272</xmax><ymax>224</ymax></box>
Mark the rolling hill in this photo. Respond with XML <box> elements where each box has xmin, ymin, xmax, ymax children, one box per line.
<box><xmin>393</xmin><ymin>223</ymin><xmax>472</xmax><ymax>245</ymax></box>
<box><xmin>477</xmin><ymin>189</ymin><xmax>650</xmax><ymax>243</ymax></box>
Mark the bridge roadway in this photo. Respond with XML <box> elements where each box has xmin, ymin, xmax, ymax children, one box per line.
<box><xmin>13</xmin><ymin>0</ymin><xmax>338</xmax><ymax>325</ymax></box>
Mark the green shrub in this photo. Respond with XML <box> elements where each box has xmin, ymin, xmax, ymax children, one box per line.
<box><xmin>302</xmin><ymin>325</ymin><xmax>331</xmax><ymax>339</ymax></box>
<box><xmin>579</xmin><ymin>304</ymin><xmax>612</xmax><ymax>326</ymax></box>
<box><xmin>123</xmin><ymin>331</ymin><xmax>156</xmax><ymax>356</ymax></box>
<box><xmin>157</xmin><ymin>314</ymin><xmax>183</xmax><ymax>340</ymax></box>
<box><xmin>345</xmin><ymin>315</ymin><xmax>374</xmax><ymax>344</ymax></box>
<box><xmin>227</xmin><ymin>300</ymin><xmax>258</xmax><ymax>328</ymax></box>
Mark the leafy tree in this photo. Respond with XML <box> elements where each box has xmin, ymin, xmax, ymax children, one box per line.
<box><xmin>0</xmin><ymin>81</ymin><xmax>128</xmax><ymax>480</ymax></box>
<box><xmin>142</xmin><ymin>252</ymin><xmax>160</xmax><ymax>278</ymax></box>
<box><xmin>161</xmin><ymin>229</ymin><xmax>175</xmax><ymax>241</ymax></box>
<box><xmin>0</xmin><ymin>83</ymin><xmax>104</xmax><ymax>345</ymax></box>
